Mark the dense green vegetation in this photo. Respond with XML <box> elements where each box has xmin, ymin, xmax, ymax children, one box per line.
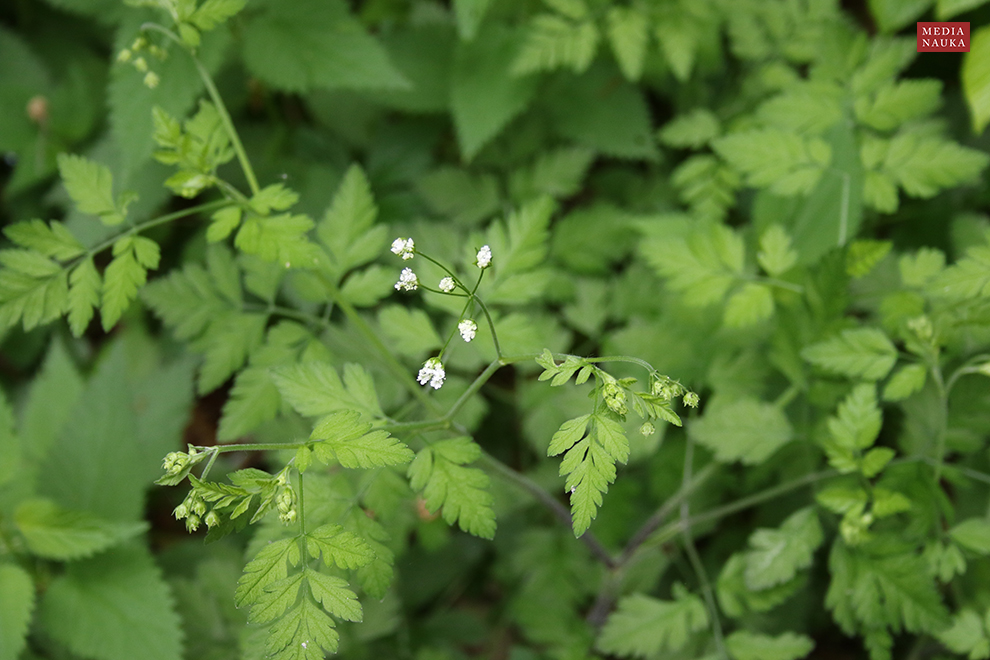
<box><xmin>2</xmin><ymin>0</ymin><xmax>990</xmax><ymax>659</ymax></box>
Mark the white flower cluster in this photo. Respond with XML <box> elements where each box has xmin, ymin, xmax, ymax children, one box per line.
<box><xmin>476</xmin><ymin>245</ymin><xmax>492</xmax><ymax>269</ymax></box>
<box><xmin>391</xmin><ymin>237</ymin><xmax>415</xmax><ymax>260</ymax></box>
<box><xmin>458</xmin><ymin>319</ymin><xmax>477</xmax><ymax>342</ymax></box>
<box><xmin>439</xmin><ymin>277</ymin><xmax>456</xmax><ymax>292</ymax></box>
<box><xmin>395</xmin><ymin>267</ymin><xmax>418</xmax><ymax>291</ymax></box>
<box><xmin>417</xmin><ymin>357</ymin><xmax>446</xmax><ymax>389</ymax></box>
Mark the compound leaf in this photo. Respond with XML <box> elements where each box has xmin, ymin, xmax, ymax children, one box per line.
<box><xmin>15</xmin><ymin>498</ymin><xmax>147</xmax><ymax>561</ymax></box>
<box><xmin>744</xmin><ymin>507</ymin><xmax>824</xmax><ymax>590</ymax></box>
<box><xmin>0</xmin><ymin>563</ymin><xmax>34</xmax><ymax>660</ymax></box>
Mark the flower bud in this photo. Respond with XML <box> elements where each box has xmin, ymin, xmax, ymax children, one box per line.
<box><xmin>640</xmin><ymin>422</ymin><xmax>656</xmax><ymax>436</ymax></box>
<box><xmin>173</xmin><ymin>503</ymin><xmax>189</xmax><ymax>519</ymax></box>
<box><xmin>117</xmin><ymin>48</ymin><xmax>132</xmax><ymax>63</ymax></box>
<box><xmin>191</xmin><ymin>498</ymin><xmax>207</xmax><ymax>517</ymax></box>
<box><xmin>133</xmin><ymin>57</ymin><xmax>148</xmax><ymax>73</ymax></box>
<box><xmin>683</xmin><ymin>392</ymin><xmax>700</xmax><ymax>408</ymax></box>
<box><xmin>280</xmin><ymin>509</ymin><xmax>297</xmax><ymax>524</ymax></box>
<box><xmin>143</xmin><ymin>72</ymin><xmax>160</xmax><ymax>89</ymax></box>
<box><xmin>186</xmin><ymin>514</ymin><xmax>201</xmax><ymax>532</ymax></box>
<box><xmin>204</xmin><ymin>510</ymin><xmax>221</xmax><ymax>528</ymax></box>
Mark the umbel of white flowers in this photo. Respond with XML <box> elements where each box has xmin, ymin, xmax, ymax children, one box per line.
<box><xmin>394</xmin><ymin>267</ymin><xmax>418</xmax><ymax>291</ymax></box>
<box><xmin>458</xmin><ymin>319</ymin><xmax>477</xmax><ymax>342</ymax></box>
<box><xmin>417</xmin><ymin>357</ymin><xmax>446</xmax><ymax>389</ymax></box>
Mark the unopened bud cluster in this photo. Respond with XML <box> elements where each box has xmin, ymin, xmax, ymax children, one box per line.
<box><xmin>601</xmin><ymin>374</ymin><xmax>627</xmax><ymax>416</ymax></box>
<box><xmin>277</xmin><ymin>486</ymin><xmax>297</xmax><ymax>524</ymax></box>
<box><xmin>174</xmin><ymin>491</ymin><xmax>208</xmax><ymax>532</ymax></box>
<box><xmin>117</xmin><ymin>34</ymin><xmax>167</xmax><ymax>89</ymax></box>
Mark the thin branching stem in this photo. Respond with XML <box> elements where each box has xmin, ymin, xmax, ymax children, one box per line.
<box><xmin>679</xmin><ymin>438</ymin><xmax>726</xmax><ymax>659</ymax></box>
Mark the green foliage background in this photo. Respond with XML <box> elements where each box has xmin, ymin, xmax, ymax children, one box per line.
<box><xmin>2</xmin><ymin>0</ymin><xmax>990</xmax><ymax>659</ymax></box>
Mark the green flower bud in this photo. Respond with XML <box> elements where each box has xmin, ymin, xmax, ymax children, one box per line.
<box><xmin>640</xmin><ymin>422</ymin><xmax>656</xmax><ymax>437</ymax></box>
<box><xmin>133</xmin><ymin>57</ymin><xmax>148</xmax><ymax>73</ymax></box>
<box><xmin>280</xmin><ymin>509</ymin><xmax>297</xmax><ymax>524</ymax></box>
<box><xmin>117</xmin><ymin>48</ymin><xmax>132</xmax><ymax>63</ymax></box>
<box><xmin>683</xmin><ymin>392</ymin><xmax>700</xmax><ymax>408</ymax></box>
<box><xmin>204</xmin><ymin>510</ymin><xmax>221</xmax><ymax>528</ymax></box>
<box><xmin>191</xmin><ymin>498</ymin><xmax>207</xmax><ymax>517</ymax></box>
<box><xmin>143</xmin><ymin>72</ymin><xmax>160</xmax><ymax>89</ymax></box>
<box><xmin>907</xmin><ymin>315</ymin><xmax>933</xmax><ymax>341</ymax></box>
<box><xmin>162</xmin><ymin>451</ymin><xmax>188</xmax><ymax>475</ymax></box>
<box><xmin>173</xmin><ymin>503</ymin><xmax>189</xmax><ymax>519</ymax></box>
<box><xmin>131</xmin><ymin>36</ymin><xmax>147</xmax><ymax>51</ymax></box>
<box><xmin>186</xmin><ymin>514</ymin><xmax>201</xmax><ymax>532</ymax></box>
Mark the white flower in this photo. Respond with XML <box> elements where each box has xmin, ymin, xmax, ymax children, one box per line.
<box><xmin>458</xmin><ymin>319</ymin><xmax>477</xmax><ymax>342</ymax></box>
<box><xmin>390</xmin><ymin>237</ymin><xmax>415</xmax><ymax>260</ymax></box>
<box><xmin>476</xmin><ymin>245</ymin><xmax>492</xmax><ymax>269</ymax></box>
<box><xmin>439</xmin><ymin>276</ymin><xmax>456</xmax><ymax>293</ymax></box>
<box><xmin>394</xmin><ymin>268</ymin><xmax>419</xmax><ymax>291</ymax></box>
<box><xmin>417</xmin><ymin>357</ymin><xmax>446</xmax><ymax>389</ymax></box>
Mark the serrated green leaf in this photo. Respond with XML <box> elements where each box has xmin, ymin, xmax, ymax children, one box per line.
<box><xmin>235</xmin><ymin>537</ymin><xmax>300</xmax><ymax>608</ymax></box>
<box><xmin>951</xmin><ymin>518</ymin><xmax>990</xmax><ymax>554</ymax></box>
<box><xmin>931</xmin><ymin>244</ymin><xmax>990</xmax><ymax>305</ymax></box>
<box><xmin>816</xmin><ymin>484</ymin><xmax>869</xmax><ymax>515</ymax></box>
<box><xmin>317</xmin><ymin>165</ymin><xmax>383</xmax><ymax>277</ymax></box>
<box><xmin>846</xmin><ymin>240</ymin><xmax>892</xmax><ymax>278</ymax></box>
<box><xmin>861</xmin><ymin>447</ymin><xmax>896</xmax><ymax>478</ymax></box>
<box><xmin>758</xmin><ymin>225</ymin><xmax>798</xmax><ymax>277</ymax></box>
<box><xmin>452</xmin><ymin>25</ymin><xmax>538</xmax><ymax>160</ymax></box>
<box><xmin>509</xmin><ymin>147</ymin><xmax>595</xmax><ymax>202</ymax></box>
<box><xmin>101</xmin><ymin>247</ymin><xmax>147</xmax><ymax>331</ymax></box>
<box><xmin>67</xmin><ymin>258</ymin><xmax>101</xmax><ymax>337</ymax></box>
<box><xmin>659</xmin><ymin>109</ymin><xmax>720</xmax><ymax>149</ymax></box>
<box><xmin>689</xmin><ymin>398</ymin><xmax>793</xmax><ymax>465</ymax></box>
<box><xmin>868</xmin><ymin>0</ymin><xmax>932</xmax><ymax>32</ymax></box>
<box><xmin>641</xmin><ymin>222</ymin><xmax>743</xmax><ymax>307</ymax></box>
<box><xmin>596</xmin><ymin>588</ymin><xmax>708</xmax><ymax>657</ymax></box>
<box><xmin>872</xmin><ymin>487</ymin><xmax>911</xmax><ymax>517</ymax></box>
<box><xmin>882</xmin><ymin>131</ymin><xmax>988</xmax><ymax>199</ymax></box>
<box><xmin>39</xmin><ymin>546</ymin><xmax>183</xmax><ymax>660</ymax></box>
<box><xmin>272</xmin><ymin>361</ymin><xmax>383</xmax><ymax>419</ymax></box>
<box><xmin>714</xmin><ymin>130</ymin><xmax>831</xmax><ymax>196</ymax></box>
<box><xmin>195</xmin><ymin>312</ymin><xmax>267</xmax><ymax>393</ymax></box>
<box><xmin>305</xmin><ymin>568</ymin><xmax>362</xmax><ymax>622</ymax></box>
<box><xmin>4</xmin><ymin>219</ymin><xmax>85</xmax><ymax>260</ymax></box>
<box><xmin>241</xmin><ymin>0</ymin><xmax>408</xmax><ymax>93</ymax></box>
<box><xmin>207</xmin><ymin>206</ymin><xmax>242</xmax><ymax>242</ymax></box>
<box><xmin>744</xmin><ymin>507</ymin><xmax>823</xmax><ymax>590</ymax></box>
<box><xmin>409</xmin><ymin>442</ymin><xmax>496</xmax><ymax>539</ymax></box>
<box><xmin>828</xmin><ymin>384</ymin><xmax>882</xmax><ymax>453</ymax></box>
<box><xmin>512</xmin><ymin>14</ymin><xmax>599</xmax><ymax>75</ymax></box>
<box><xmin>938</xmin><ymin>609</ymin><xmax>990</xmax><ymax>660</ymax></box>
<box><xmin>547</xmin><ymin>414</ymin><xmax>590</xmax><ymax>456</ymax></box>
<box><xmin>826</xmin><ymin>540</ymin><xmax>949</xmax><ymax>636</ymax></box>
<box><xmin>855</xmin><ymin>80</ymin><xmax>942</xmax><ymax>132</ymax></box>
<box><xmin>266</xmin><ymin>596</ymin><xmax>339</xmax><ymax>659</ymax></box>
<box><xmin>0</xmin><ymin>563</ymin><xmax>34</xmax><ymax>660</ymax></box>
<box><xmin>216</xmin><ymin>366</ymin><xmax>281</xmax><ymax>441</ymax></box>
<box><xmin>558</xmin><ymin>412</ymin><xmax>629</xmax><ymax>536</ymax></box>
<box><xmin>305</xmin><ymin>524</ymin><xmax>374</xmax><ymax>571</ymax></box>
<box><xmin>0</xmin><ymin>253</ymin><xmax>69</xmax><ymax>332</ymax></box>
<box><xmin>57</xmin><ymin>153</ymin><xmax>125</xmax><ymax>225</ymax></box>
<box><xmin>251</xmin><ymin>572</ymin><xmax>305</xmax><ymax>624</ymax></box>
<box><xmin>235</xmin><ymin>213</ymin><xmax>322</xmax><ymax>268</ymax></box>
<box><xmin>757</xmin><ymin>84</ymin><xmax>844</xmax><ymax>135</ymax></box>
<box><xmin>883</xmin><ymin>363</ymin><xmax>927</xmax><ymax>401</ymax></box>
<box><xmin>190</xmin><ymin>0</ymin><xmax>246</xmax><ymax>31</ymax></box>
<box><xmin>726</xmin><ymin>631</ymin><xmax>815</xmax><ymax>660</ymax></box>
<box><xmin>964</xmin><ymin>25</ymin><xmax>990</xmax><ymax>134</ymax></box>
<box><xmin>724</xmin><ymin>283</ymin><xmax>774</xmax><ymax>328</ymax></box>
<box><xmin>899</xmin><ymin>247</ymin><xmax>945</xmax><ymax>288</ymax></box>
<box><xmin>377</xmin><ymin>305</ymin><xmax>441</xmax><ymax>357</ymax></box>
<box><xmin>15</xmin><ymin>498</ymin><xmax>147</xmax><ymax>560</ymax></box>
<box><xmin>315</xmin><ymin>429</ymin><xmax>413</xmax><ymax>469</ymax></box>
<box><xmin>802</xmin><ymin>328</ymin><xmax>897</xmax><ymax>381</ymax></box>
<box><xmin>606</xmin><ymin>6</ymin><xmax>648</xmax><ymax>81</ymax></box>
<box><xmin>718</xmin><ymin>553</ymin><xmax>805</xmax><ymax>618</ymax></box>
<box><xmin>20</xmin><ymin>340</ymin><xmax>83</xmax><ymax>463</ymax></box>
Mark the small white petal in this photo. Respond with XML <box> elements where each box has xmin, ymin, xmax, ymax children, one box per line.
<box><xmin>439</xmin><ymin>277</ymin><xmax>456</xmax><ymax>292</ymax></box>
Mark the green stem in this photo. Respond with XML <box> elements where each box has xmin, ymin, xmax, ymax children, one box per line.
<box><xmin>473</xmin><ymin>296</ymin><xmax>502</xmax><ymax>358</ymax></box>
<box><xmin>82</xmin><ymin>199</ymin><xmax>230</xmax><ymax>263</ymax></box>
<box><xmin>679</xmin><ymin>438</ymin><xmax>727</xmax><ymax>659</ymax></box>
<box><xmin>141</xmin><ymin>22</ymin><xmax>260</xmax><ymax>196</ymax></box>
<box><xmin>194</xmin><ymin>441</ymin><xmax>308</xmax><ymax>454</ymax></box>
<box><xmin>930</xmin><ymin>362</ymin><xmax>949</xmax><ymax>483</ymax></box>
<box><xmin>645</xmin><ymin>468</ymin><xmax>838</xmax><ymax>550</ymax></box>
